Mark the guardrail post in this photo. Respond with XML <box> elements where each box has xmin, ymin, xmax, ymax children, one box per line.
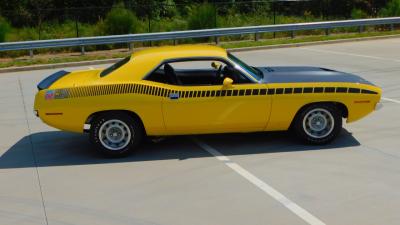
<box><xmin>128</xmin><ymin>42</ymin><xmax>134</xmax><ymax>51</ymax></box>
<box><xmin>215</xmin><ymin>36</ymin><xmax>220</xmax><ymax>45</ymax></box>
<box><xmin>173</xmin><ymin>40</ymin><xmax>178</xmax><ymax>45</ymax></box>
<box><xmin>358</xmin><ymin>26</ymin><xmax>364</xmax><ymax>33</ymax></box>
<box><xmin>325</xmin><ymin>28</ymin><xmax>330</xmax><ymax>36</ymax></box>
<box><xmin>80</xmin><ymin>46</ymin><xmax>85</xmax><ymax>55</ymax></box>
<box><xmin>291</xmin><ymin>31</ymin><xmax>295</xmax><ymax>39</ymax></box>
<box><xmin>29</xmin><ymin>49</ymin><xmax>34</xmax><ymax>58</ymax></box>
<box><xmin>254</xmin><ymin>33</ymin><xmax>259</xmax><ymax>41</ymax></box>
<box><xmin>390</xmin><ymin>24</ymin><xmax>394</xmax><ymax>31</ymax></box>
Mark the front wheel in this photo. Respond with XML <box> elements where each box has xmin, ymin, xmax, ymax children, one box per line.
<box><xmin>90</xmin><ymin>112</ymin><xmax>143</xmax><ymax>157</ymax></box>
<box><xmin>293</xmin><ymin>104</ymin><xmax>342</xmax><ymax>145</ymax></box>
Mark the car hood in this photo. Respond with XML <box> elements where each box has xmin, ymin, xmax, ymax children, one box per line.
<box><xmin>257</xmin><ymin>66</ymin><xmax>374</xmax><ymax>85</ymax></box>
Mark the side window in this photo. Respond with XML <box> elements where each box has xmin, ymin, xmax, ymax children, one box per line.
<box><xmin>146</xmin><ymin>59</ymin><xmax>251</xmax><ymax>86</ymax></box>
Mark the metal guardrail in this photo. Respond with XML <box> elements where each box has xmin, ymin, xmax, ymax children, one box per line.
<box><xmin>1</xmin><ymin>17</ymin><xmax>400</xmax><ymax>55</ymax></box>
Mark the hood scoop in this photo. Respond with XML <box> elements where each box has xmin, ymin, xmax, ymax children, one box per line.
<box><xmin>264</xmin><ymin>67</ymin><xmax>275</xmax><ymax>72</ymax></box>
<box><xmin>320</xmin><ymin>68</ymin><xmax>336</xmax><ymax>72</ymax></box>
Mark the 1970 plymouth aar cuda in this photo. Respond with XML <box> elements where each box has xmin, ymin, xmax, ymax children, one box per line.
<box><xmin>34</xmin><ymin>45</ymin><xmax>381</xmax><ymax>157</ymax></box>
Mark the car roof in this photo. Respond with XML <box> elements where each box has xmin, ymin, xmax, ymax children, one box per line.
<box><xmin>99</xmin><ymin>45</ymin><xmax>228</xmax><ymax>82</ymax></box>
<box><xmin>131</xmin><ymin>44</ymin><xmax>227</xmax><ymax>61</ymax></box>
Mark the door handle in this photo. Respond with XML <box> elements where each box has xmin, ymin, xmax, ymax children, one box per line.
<box><xmin>169</xmin><ymin>92</ymin><xmax>179</xmax><ymax>100</ymax></box>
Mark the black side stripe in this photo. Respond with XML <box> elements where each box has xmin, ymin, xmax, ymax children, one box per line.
<box><xmin>294</xmin><ymin>88</ymin><xmax>302</xmax><ymax>94</ymax></box>
<box><xmin>324</xmin><ymin>87</ymin><xmax>335</xmax><ymax>93</ymax></box>
<box><xmin>336</xmin><ymin>87</ymin><xmax>347</xmax><ymax>93</ymax></box>
<box><xmin>245</xmin><ymin>89</ymin><xmax>252</xmax><ymax>96</ymax></box>
<box><xmin>51</xmin><ymin>83</ymin><xmax>378</xmax><ymax>99</ymax></box>
<box><xmin>349</xmin><ymin>88</ymin><xmax>361</xmax><ymax>93</ymax></box>
<box><xmin>268</xmin><ymin>89</ymin><xmax>275</xmax><ymax>95</ymax></box>
<box><xmin>276</xmin><ymin>88</ymin><xmax>284</xmax><ymax>94</ymax></box>
<box><xmin>284</xmin><ymin>88</ymin><xmax>293</xmax><ymax>94</ymax></box>
<box><xmin>314</xmin><ymin>87</ymin><xmax>324</xmax><ymax>93</ymax></box>
<box><xmin>303</xmin><ymin>87</ymin><xmax>313</xmax><ymax>93</ymax></box>
<box><xmin>361</xmin><ymin>89</ymin><xmax>378</xmax><ymax>94</ymax></box>
<box><xmin>233</xmin><ymin>90</ymin><xmax>238</xmax><ymax>96</ymax></box>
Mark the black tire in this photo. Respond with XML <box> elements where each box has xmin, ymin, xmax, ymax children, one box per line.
<box><xmin>293</xmin><ymin>103</ymin><xmax>342</xmax><ymax>145</ymax></box>
<box><xmin>89</xmin><ymin>112</ymin><xmax>144</xmax><ymax>157</ymax></box>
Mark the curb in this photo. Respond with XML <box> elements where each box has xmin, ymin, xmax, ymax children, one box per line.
<box><xmin>0</xmin><ymin>58</ymin><xmax>122</xmax><ymax>73</ymax></box>
<box><xmin>1</xmin><ymin>34</ymin><xmax>400</xmax><ymax>73</ymax></box>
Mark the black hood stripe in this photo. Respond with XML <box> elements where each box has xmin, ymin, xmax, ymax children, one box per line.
<box><xmin>258</xmin><ymin>66</ymin><xmax>374</xmax><ymax>86</ymax></box>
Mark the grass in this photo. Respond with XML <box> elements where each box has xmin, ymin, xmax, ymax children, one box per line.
<box><xmin>1</xmin><ymin>29</ymin><xmax>400</xmax><ymax>69</ymax></box>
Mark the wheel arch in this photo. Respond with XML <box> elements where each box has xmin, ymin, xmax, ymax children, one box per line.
<box><xmin>290</xmin><ymin>101</ymin><xmax>348</xmax><ymax>129</ymax></box>
<box><xmin>85</xmin><ymin>110</ymin><xmax>146</xmax><ymax>135</ymax></box>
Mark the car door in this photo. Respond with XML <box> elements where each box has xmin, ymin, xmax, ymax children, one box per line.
<box><xmin>159</xmin><ymin>59</ymin><xmax>272</xmax><ymax>134</ymax></box>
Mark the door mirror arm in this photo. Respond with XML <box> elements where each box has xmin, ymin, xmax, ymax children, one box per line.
<box><xmin>211</xmin><ymin>62</ymin><xmax>222</xmax><ymax>69</ymax></box>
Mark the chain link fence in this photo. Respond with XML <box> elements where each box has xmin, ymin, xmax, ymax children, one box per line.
<box><xmin>0</xmin><ymin>0</ymin><xmax>397</xmax><ymax>58</ymax></box>
<box><xmin>0</xmin><ymin>0</ymin><xmax>388</xmax><ymax>41</ymax></box>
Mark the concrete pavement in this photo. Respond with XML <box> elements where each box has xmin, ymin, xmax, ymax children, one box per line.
<box><xmin>1</xmin><ymin>38</ymin><xmax>400</xmax><ymax>225</ymax></box>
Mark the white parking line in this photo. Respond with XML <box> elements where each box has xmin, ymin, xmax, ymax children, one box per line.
<box><xmin>382</xmin><ymin>97</ymin><xmax>400</xmax><ymax>104</ymax></box>
<box><xmin>303</xmin><ymin>48</ymin><xmax>400</xmax><ymax>63</ymax></box>
<box><xmin>193</xmin><ymin>138</ymin><xmax>326</xmax><ymax>225</ymax></box>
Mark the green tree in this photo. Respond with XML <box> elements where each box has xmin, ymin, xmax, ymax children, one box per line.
<box><xmin>380</xmin><ymin>0</ymin><xmax>400</xmax><ymax>16</ymax></box>
<box><xmin>0</xmin><ymin>16</ymin><xmax>10</xmax><ymax>42</ymax></box>
<box><xmin>187</xmin><ymin>3</ymin><xmax>216</xmax><ymax>30</ymax></box>
<box><xmin>160</xmin><ymin>0</ymin><xmax>179</xmax><ymax>18</ymax></box>
<box><xmin>351</xmin><ymin>8</ymin><xmax>368</xmax><ymax>18</ymax></box>
<box><xmin>103</xmin><ymin>3</ymin><xmax>140</xmax><ymax>35</ymax></box>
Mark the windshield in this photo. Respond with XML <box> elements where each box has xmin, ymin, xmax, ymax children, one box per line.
<box><xmin>100</xmin><ymin>56</ymin><xmax>131</xmax><ymax>77</ymax></box>
<box><xmin>228</xmin><ymin>53</ymin><xmax>263</xmax><ymax>81</ymax></box>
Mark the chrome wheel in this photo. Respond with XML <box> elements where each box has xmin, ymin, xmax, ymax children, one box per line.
<box><xmin>302</xmin><ymin>108</ymin><xmax>334</xmax><ymax>139</ymax></box>
<box><xmin>99</xmin><ymin>119</ymin><xmax>132</xmax><ymax>151</ymax></box>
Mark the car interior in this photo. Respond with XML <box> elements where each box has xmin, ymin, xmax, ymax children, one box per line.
<box><xmin>145</xmin><ymin>59</ymin><xmax>251</xmax><ymax>86</ymax></box>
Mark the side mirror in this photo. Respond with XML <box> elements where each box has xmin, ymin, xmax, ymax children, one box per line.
<box><xmin>211</xmin><ymin>62</ymin><xmax>222</xmax><ymax>69</ymax></box>
<box><xmin>223</xmin><ymin>77</ymin><xmax>233</xmax><ymax>88</ymax></box>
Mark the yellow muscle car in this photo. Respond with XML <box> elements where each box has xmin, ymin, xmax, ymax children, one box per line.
<box><xmin>34</xmin><ymin>45</ymin><xmax>381</xmax><ymax>157</ymax></box>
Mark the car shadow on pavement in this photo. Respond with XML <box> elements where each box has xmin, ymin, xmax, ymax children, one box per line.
<box><xmin>0</xmin><ymin>129</ymin><xmax>360</xmax><ymax>169</ymax></box>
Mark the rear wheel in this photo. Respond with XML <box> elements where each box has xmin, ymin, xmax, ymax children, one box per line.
<box><xmin>293</xmin><ymin>104</ymin><xmax>342</xmax><ymax>144</ymax></box>
<box><xmin>90</xmin><ymin>112</ymin><xmax>143</xmax><ymax>157</ymax></box>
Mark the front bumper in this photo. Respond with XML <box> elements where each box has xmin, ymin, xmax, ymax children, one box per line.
<box><xmin>375</xmin><ymin>102</ymin><xmax>383</xmax><ymax>111</ymax></box>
